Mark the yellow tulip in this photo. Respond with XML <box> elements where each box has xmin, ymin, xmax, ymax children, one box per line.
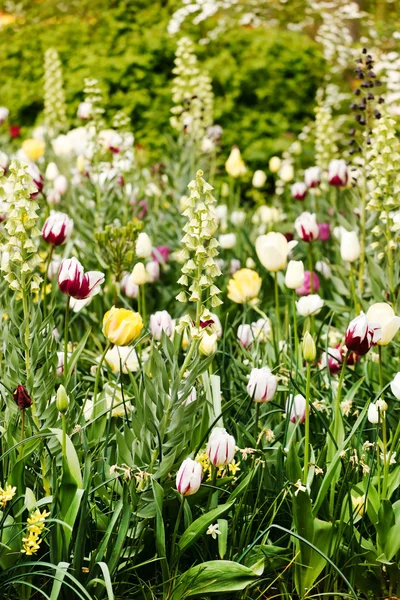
<box><xmin>227</xmin><ymin>268</ymin><xmax>262</xmax><ymax>304</ymax></box>
<box><xmin>351</xmin><ymin>494</ymin><xmax>367</xmax><ymax>517</ymax></box>
<box><xmin>22</xmin><ymin>139</ymin><xmax>46</xmax><ymax>161</ymax></box>
<box><xmin>366</xmin><ymin>302</ymin><xmax>400</xmax><ymax>346</ymax></box>
<box><xmin>103</xmin><ymin>307</ymin><xmax>143</xmax><ymax>346</ymax></box>
<box><xmin>225</xmin><ymin>147</ymin><xmax>246</xmax><ymax>178</ymax></box>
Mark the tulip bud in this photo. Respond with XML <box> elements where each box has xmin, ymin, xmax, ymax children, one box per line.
<box><xmin>328</xmin><ymin>159</ymin><xmax>348</xmax><ymax>187</ymax></box>
<box><xmin>294</xmin><ymin>212</ymin><xmax>319</xmax><ymax>242</ymax></box>
<box><xmin>54</xmin><ymin>175</ymin><xmax>68</xmax><ymax>195</ymax></box>
<box><xmin>131</xmin><ymin>262</ymin><xmax>149</xmax><ymax>285</ymax></box>
<box><xmin>206</xmin><ymin>427</ymin><xmax>236</xmax><ymax>466</ymax></box>
<box><xmin>352</xmin><ymin>495</ymin><xmax>367</xmax><ymax>516</ymax></box>
<box><xmin>56</xmin><ymin>385</ymin><xmax>69</xmax><ymax>413</ymax></box>
<box><xmin>150</xmin><ymin>310</ymin><xmax>174</xmax><ymax>341</ymax></box>
<box><xmin>230</xmin><ymin>210</ymin><xmax>246</xmax><ymax>226</ymax></box>
<box><xmin>199</xmin><ymin>332</ymin><xmax>218</xmax><ymax>356</ymax></box>
<box><xmin>42</xmin><ymin>212</ymin><xmax>74</xmax><ymax>246</ymax></box>
<box><xmin>285</xmin><ymin>260</ymin><xmax>305</xmax><ymax>289</ymax></box>
<box><xmin>247</xmin><ymin>367</ymin><xmax>277</xmax><ymax>402</ymax></box>
<box><xmin>121</xmin><ymin>272</ymin><xmax>139</xmax><ymax>298</ymax></box>
<box><xmin>225</xmin><ymin>146</ymin><xmax>246</xmax><ymax>178</ymax></box>
<box><xmin>219</xmin><ymin>233</ymin><xmax>236</xmax><ymax>249</ymax></box>
<box><xmin>279</xmin><ymin>163</ymin><xmax>294</xmax><ymax>183</ymax></box>
<box><xmin>340</xmin><ymin>230</ymin><xmax>360</xmax><ymax>263</ymax></box>
<box><xmin>176</xmin><ymin>458</ymin><xmax>203</xmax><ymax>496</ymax></box>
<box><xmin>269</xmin><ymin>156</ymin><xmax>281</xmax><ymax>173</ymax></box>
<box><xmin>103</xmin><ymin>307</ymin><xmax>143</xmax><ymax>346</ymax></box>
<box><xmin>304</xmin><ymin>166</ymin><xmax>321</xmax><ymax>188</ymax></box>
<box><xmin>136</xmin><ymin>232</ymin><xmax>152</xmax><ymax>258</ymax></box>
<box><xmin>146</xmin><ymin>260</ymin><xmax>160</xmax><ymax>283</ymax></box>
<box><xmin>286</xmin><ymin>394</ymin><xmax>307</xmax><ymax>423</ymax></box>
<box><xmin>345</xmin><ymin>312</ymin><xmax>381</xmax><ymax>355</ymax></box>
<box><xmin>366</xmin><ymin>303</ymin><xmax>400</xmax><ymax>346</ymax></box>
<box><xmin>302</xmin><ymin>331</ymin><xmax>316</xmax><ymax>362</ymax></box>
<box><xmin>77</xmin><ymin>101</ymin><xmax>92</xmax><ymax>120</ymax></box>
<box><xmin>390</xmin><ymin>372</ymin><xmax>400</xmax><ymax>400</ymax></box>
<box><xmin>45</xmin><ymin>162</ymin><xmax>59</xmax><ymax>181</ymax></box>
<box><xmin>296</xmin><ymin>294</ymin><xmax>324</xmax><ymax>317</ymax></box>
<box><xmin>237</xmin><ymin>324</ymin><xmax>254</xmax><ymax>348</ymax></box>
<box><xmin>291</xmin><ymin>182</ymin><xmax>307</xmax><ymax>201</ymax></box>
<box><xmin>252</xmin><ymin>170</ymin><xmax>267</xmax><ymax>188</ymax></box>
<box><xmin>367</xmin><ymin>403</ymin><xmax>379</xmax><ymax>424</ymax></box>
<box><xmin>318</xmin><ymin>223</ymin><xmax>331</xmax><ymax>241</ymax></box>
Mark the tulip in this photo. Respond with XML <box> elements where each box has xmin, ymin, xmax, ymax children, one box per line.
<box><xmin>225</xmin><ymin>146</ymin><xmax>246</xmax><ymax>178</ymax></box>
<box><xmin>269</xmin><ymin>156</ymin><xmax>281</xmax><ymax>173</ymax></box>
<box><xmin>352</xmin><ymin>495</ymin><xmax>367</xmax><ymax>516</ymax></box>
<box><xmin>13</xmin><ymin>385</ymin><xmax>33</xmax><ymax>410</ymax></box>
<box><xmin>26</xmin><ymin>163</ymin><xmax>44</xmax><ymax>196</ymax></box>
<box><xmin>294</xmin><ymin>212</ymin><xmax>319</xmax><ymax>242</ymax></box>
<box><xmin>296</xmin><ymin>271</ymin><xmax>320</xmax><ymax>296</ymax></box>
<box><xmin>45</xmin><ymin>162</ymin><xmax>59</xmax><ymax>181</ymax></box>
<box><xmin>296</xmin><ymin>294</ymin><xmax>324</xmax><ymax>317</ymax></box>
<box><xmin>77</xmin><ymin>101</ymin><xmax>93</xmax><ymax>120</ymax></box>
<box><xmin>121</xmin><ymin>272</ymin><xmax>139</xmax><ymax>298</ymax></box>
<box><xmin>251</xmin><ymin>318</ymin><xmax>271</xmax><ymax>342</ymax></box>
<box><xmin>291</xmin><ymin>182</ymin><xmax>307</xmax><ymax>201</ymax></box>
<box><xmin>206</xmin><ymin>427</ymin><xmax>236</xmax><ymax>466</ymax></box>
<box><xmin>315</xmin><ymin>260</ymin><xmax>331</xmax><ymax>279</ymax></box>
<box><xmin>318</xmin><ymin>223</ymin><xmax>331</xmax><ymax>241</ymax></box>
<box><xmin>304</xmin><ymin>166</ymin><xmax>321</xmax><ymax>188</ymax></box>
<box><xmin>199</xmin><ymin>332</ymin><xmax>218</xmax><ymax>356</ymax></box>
<box><xmin>252</xmin><ymin>170</ymin><xmax>267</xmax><ymax>188</ymax></box>
<box><xmin>247</xmin><ymin>367</ymin><xmax>277</xmax><ymax>402</ymax></box>
<box><xmin>279</xmin><ymin>163</ymin><xmax>294</xmax><ymax>183</ymax></box>
<box><xmin>131</xmin><ymin>262</ymin><xmax>149</xmax><ymax>285</ymax></box>
<box><xmin>256</xmin><ymin>232</ymin><xmax>297</xmax><ymax>272</ymax></box>
<box><xmin>58</xmin><ymin>257</ymin><xmax>105</xmax><ymax>300</ymax></box>
<box><xmin>146</xmin><ymin>260</ymin><xmax>160</xmax><ymax>283</ymax></box>
<box><xmin>0</xmin><ymin>107</ymin><xmax>9</xmax><ymax>124</ymax></box>
<box><xmin>22</xmin><ymin>138</ymin><xmax>45</xmax><ymax>161</ymax></box>
<box><xmin>237</xmin><ymin>324</ymin><xmax>254</xmax><ymax>348</ymax></box>
<box><xmin>152</xmin><ymin>246</ymin><xmax>170</xmax><ymax>263</ymax></box>
<box><xmin>366</xmin><ymin>303</ymin><xmax>400</xmax><ymax>346</ymax></box>
<box><xmin>340</xmin><ymin>230</ymin><xmax>360</xmax><ymax>262</ymax></box>
<box><xmin>390</xmin><ymin>373</ymin><xmax>400</xmax><ymax>400</ymax></box>
<box><xmin>302</xmin><ymin>332</ymin><xmax>316</xmax><ymax>362</ymax></box>
<box><xmin>229</xmin><ymin>259</ymin><xmax>241</xmax><ymax>274</ymax></box>
<box><xmin>136</xmin><ymin>232</ymin><xmax>152</xmax><ymax>258</ymax></box>
<box><xmin>150</xmin><ymin>310</ymin><xmax>174</xmax><ymax>340</ymax></box>
<box><xmin>103</xmin><ymin>383</ymin><xmax>132</xmax><ymax>417</ymax></box>
<box><xmin>42</xmin><ymin>212</ymin><xmax>73</xmax><ymax>246</ymax></box>
<box><xmin>219</xmin><ymin>233</ymin><xmax>236</xmax><ymax>249</ymax></box>
<box><xmin>206</xmin><ymin>313</ymin><xmax>223</xmax><ymax>339</ymax></box>
<box><xmin>53</xmin><ymin>174</ymin><xmax>68</xmax><ymax>195</ymax></box>
<box><xmin>320</xmin><ymin>347</ymin><xmax>342</xmax><ymax>375</ymax></box>
<box><xmin>286</xmin><ymin>394</ymin><xmax>307</xmax><ymax>423</ymax></box>
<box><xmin>367</xmin><ymin>403</ymin><xmax>379</xmax><ymax>424</ymax></box>
<box><xmin>285</xmin><ymin>260</ymin><xmax>305</xmax><ymax>289</ymax></box>
<box><xmin>230</xmin><ymin>210</ymin><xmax>246</xmax><ymax>226</ymax></box>
<box><xmin>178</xmin><ymin>386</ymin><xmax>197</xmax><ymax>405</ymax></box>
<box><xmin>103</xmin><ymin>307</ymin><xmax>143</xmax><ymax>346</ymax></box>
<box><xmin>104</xmin><ymin>345</ymin><xmax>139</xmax><ymax>374</ymax></box>
<box><xmin>215</xmin><ymin>204</ymin><xmax>228</xmax><ymax>226</ymax></box>
<box><xmin>328</xmin><ymin>159</ymin><xmax>348</xmax><ymax>187</ymax></box>
<box><xmin>176</xmin><ymin>458</ymin><xmax>203</xmax><ymax>496</ymax></box>
<box><xmin>227</xmin><ymin>268</ymin><xmax>262</xmax><ymax>304</ymax></box>
<box><xmin>345</xmin><ymin>312</ymin><xmax>381</xmax><ymax>355</ymax></box>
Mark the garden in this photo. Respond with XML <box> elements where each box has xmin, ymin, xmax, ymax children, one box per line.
<box><xmin>0</xmin><ymin>0</ymin><xmax>400</xmax><ymax>598</ymax></box>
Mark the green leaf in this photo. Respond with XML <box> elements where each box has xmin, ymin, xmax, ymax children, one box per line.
<box><xmin>178</xmin><ymin>502</ymin><xmax>234</xmax><ymax>554</ymax></box>
<box><xmin>217</xmin><ymin>519</ymin><xmax>228</xmax><ymax>559</ymax></box>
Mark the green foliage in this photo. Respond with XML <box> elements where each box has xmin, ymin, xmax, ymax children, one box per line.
<box><xmin>0</xmin><ymin>0</ymin><xmax>324</xmax><ymax>164</ymax></box>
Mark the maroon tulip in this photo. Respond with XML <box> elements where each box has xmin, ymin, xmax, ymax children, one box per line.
<box><xmin>318</xmin><ymin>222</ymin><xmax>331</xmax><ymax>241</ymax></box>
<box><xmin>58</xmin><ymin>257</ymin><xmax>105</xmax><ymax>300</ymax></box>
<box><xmin>9</xmin><ymin>125</ymin><xmax>21</xmax><ymax>138</ymax></box>
<box><xmin>320</xmin><ymin>347</ymin><xmax>343</xmax><ymax>375</ymax></box>
<box><xmin>42</xmin><ymin>212</ymin><xmax>74</xmax><ymax>246</ymax></box>
<box><xmin>13</xmin><ymin>385</ymin><xmax>32</xmax><ymax>410</ymax></box>
<box><xmin>152</xmin><ymin>246</ymin><xmax>170</xmax><ymax>264</ymax></box>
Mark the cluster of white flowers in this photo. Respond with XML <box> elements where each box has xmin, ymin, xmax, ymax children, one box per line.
<box><xmin>176</xmin><ymin>169</ymin><xmax>222</xmax><ymax>311</ymax></box>
<box><xmin>308</xmin><ymin>0</ymin><xmax>366</xmax><ymax>74</ymax></box>
<box><xmin>170</xmin><ymin>37</ymin><xmax>214</xmax><ymax>143</ymax></box>
<box><xmin>1</xmin><ymin>161</ymin><xmax>42</xmax><ymax>292</ymax></box>
<box><xmin>314</xmin><ymin>98</ymin><xmax>338</xmax><ymax>174</ymax></box>
<box><xmin>375</xmin><ymin>47</ymin><xmax>400</xmax><ymax>117</ymax></box>
<box><xmin>366</xmin><ymin>113</ymin><xmax>400</xmax><ymax>213</ymax></box>
<box><xmin>83</xmin><ymin>78</ymin><xmax>105</xmax><ymax>129</ymax></box>
<box><xmin>43</xmin><ymin>48</ymin><xmax>67</xmax><ymax>135</ymax></box>
<box><xmin>168</xmin><ymin>0</ymin><xmax>238</xmax><ymax>37</ymax></box>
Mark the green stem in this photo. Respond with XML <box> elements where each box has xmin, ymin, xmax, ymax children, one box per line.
<box><xmin>61</xmin><ymin>413</ymin><xmax>67</xmax><ymax>458</ymax></box>
<box><xmin>64</xmin><ymin>296</ymin><xmax>71</xmax><ymax>387</ymax></box>
<box><xmin>308</xmin><ymin>244</ymin><xmax>314</xmax><ymax>293</ymax></box>
<box><xmin>292</xmin><ymin>291</ymin><xmax>299</xmax><ymax>365</ymax></box>
<box><xmin>329</xmin><ymin>351</ymin><xmax>348</xmax><ymax>514</ymax></box>
<box><xmin>93</xmin><ymin>341</ymin><xmax>111</xmax><ymax>410</ymax></box>
<box><xmin>42</xmin><ymin>245</ymin><xmax>54</xmax><ymax>319</ymax></box>
<box><xmin>386</xmin><ymin>211</ymin><xmax>395</xmax><ymax>302</ymax></box>
<box><xmin>141</xmin><ymin>283</ymin><xmax>146</xmax><ymax>324</ymax></box>
<box><xmin>274</xmin><ymin>272</ymin><xmax>280</xmax><ymax>328</ymax></box>
<box><xmin>205</xmin><ymin>467</ymin><xmax>217</xmax><ymax>512</ymax></box>
<box><xmin>303</xmin><ymin>362</ymin><xmax>311</xmax><ymax>485</ymax></box>
<box><xmin>349</xmin><ymin>263</ymin><xmax>359</xmax><ymax>314</ymax></box>
<box><xmin>170</xmin><ymin>495</ymin><xmax>185</xmax><ymax>567</ymax></box>
<box><xmin>255</xmin><ymin>402</ymin><xmax>260</xmax><ymax>442</ymax></box>
<box><xmin>179</xmin><ymin>339</ymin><xmax>199</xmax><ymax>379</ymax></box>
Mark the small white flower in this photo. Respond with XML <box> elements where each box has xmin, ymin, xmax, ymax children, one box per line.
<box><xmin>206</xmin><ymin>523</ymin><xmax>221</xmax><ymax>540</ymax></box>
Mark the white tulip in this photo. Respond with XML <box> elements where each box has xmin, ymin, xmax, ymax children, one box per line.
<box><xmin>391</xmin><ymin>372</ymin><xmax>400</xmax><ymax>400</ymax></box>
<box><xmin>340</xmin><ymin>230</ymin><xmax>360</xmax><ymax>262</ymax></box>
<box><xmin>256</xmin><ymin>232</ymin><xmax>296</xmax><ymax>272</ymax></box>
<box><xmin>366</xmin><ymin>303</ymin><xmax>400</xmax><ymax>346</ymax></box>
<box><xmin>219</xmin><ymin>233</ymin><xmax>236</xmax><ymax>249</ymax></box>
<box><xmin>136</xmin><ymin>232</ymin><xmax>152</xmax><ymax>258</ymax></box>
<box><xmin>296</xmin><ymin>294</ymin><xmax>324</xmax><ymax>317</ymax></box>
<box><xmin>252</xmin><ymin>170</ymin><xmax>267</xmax><ymax>188</ymax></box>
<box><xmin>285</xmin><ymin>260</ymin><xmax>305</xmax><ymax>289</ymax></box>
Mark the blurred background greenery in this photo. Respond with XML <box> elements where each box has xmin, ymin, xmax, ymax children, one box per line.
<box><xmin>0</xmin><ymin>0</ymin><xmax>325</xmax><ymax>166</ymax></box>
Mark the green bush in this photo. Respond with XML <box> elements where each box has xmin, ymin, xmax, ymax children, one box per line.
<box><xmin>0</xmin><ymin>0</ymin><xmax>324</xmax><ymax>165</ymax></box>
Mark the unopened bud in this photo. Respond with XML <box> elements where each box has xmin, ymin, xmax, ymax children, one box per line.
<box><xmin>56</xmin><ymin>385</ymin><xmax>69</xmax><ymax>414</ymax></box>
<box><xmin>302</xmin><ymin>331</ymin><xmax>316</xmax><ymax>362</ymax></box>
